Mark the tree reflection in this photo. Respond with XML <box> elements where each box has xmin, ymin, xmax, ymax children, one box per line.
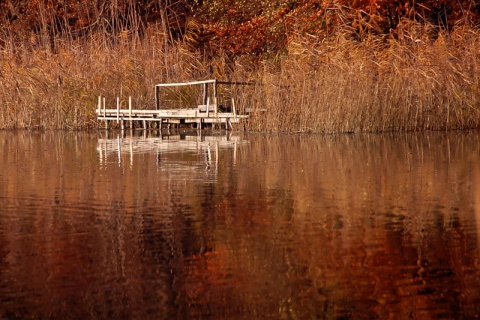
<box><xmin>1</xmin><ymin>131</ymin><xmax>480</xmax><ymax>318</ymax></box>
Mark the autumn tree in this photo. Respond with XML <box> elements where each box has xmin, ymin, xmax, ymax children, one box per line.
<box><xmin>191</xmin><ymin>0</ymin><xmax>480</xmax><ymax>55</ymax></box>
<box><xmin>1</xmin><ymin>0</ymin><xmax>479</xmax><ymax>54</ymax></box>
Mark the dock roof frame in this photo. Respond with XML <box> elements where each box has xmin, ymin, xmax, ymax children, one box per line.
<box><xmin>154</xmin><ymin>79</ymin><xmax>255</xmax><ymax>110</ymax></box>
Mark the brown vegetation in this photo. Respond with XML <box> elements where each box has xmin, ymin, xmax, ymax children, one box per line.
<box><xmin>0</xmin><ymin>1</ymin><xmax>479</xmax><ymax>132</ymax></box>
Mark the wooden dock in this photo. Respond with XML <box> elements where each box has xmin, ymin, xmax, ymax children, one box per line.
<box><xmin>96</xmin><ymin>79</ymin><xmax>252</xmax><ymax>130</ymax></box>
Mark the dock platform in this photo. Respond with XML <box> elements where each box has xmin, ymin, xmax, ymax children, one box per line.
<box><xmin>96</xmin><ymin>79</ymin><xmax>253</xmax><ymax>130</ymax></box>
<box><xmin>96</xmin><ymin>107</ymin><xmax>248</xmax><ymax>130</ymax></box>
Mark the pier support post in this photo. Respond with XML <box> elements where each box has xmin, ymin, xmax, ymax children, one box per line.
<box><xmin>97</xmin><ymin>96</ymin><xmax>101</xmax><ymax>129</ymax></box>
<box><xmin>213</xmin><ymin>80</ymin><xmax>218</xmax><ymax>114</ymax></box>
<box><xmin>155</xmin><ymin>85</ymin><xmax>160</xmax><ymax>110</ymax></box>
<box><xmin>103</xmin><ymin>97</ymin><xmax>107</xmax><ymax>129</ymax></box>
<box><xmin>116</xmin><ymin>97</ymin><xmax>120</xmax><ymax>124</ymax></box>
<box><xmin>129</xmin><ymin>96</ymin><xmax>133</xmax><ymax>129</ymax></box>
<box><xmin>232</xmin><ymin>97</ymin><xmax>237</xmax><ymax>120</ymax></box>
<box><xmin>203</xmin><ymin>83</ymin><xmax>209</xmax><ymax>105</ymax></box>
<box><xmin>206</xmin><ymin>97</ymin><xmax>210</xmax><ymax>117</ymax></box>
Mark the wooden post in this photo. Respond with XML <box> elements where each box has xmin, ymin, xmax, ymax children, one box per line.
<box><xmin>116</xmin><ymin>97</ymin><xmax>120</xmax><ymax>124</ymax></box>
<box><xmin>213</xmin><ymin>80</ymin><xmax>218</xmax><ymax>115</ymax></box>
<box><xmin>143</xmin><ymin>120</ymin><xmax>147</xmax><ymax>129</ymax></box>
<box><xmin>155</xmin><ymin>85</ymin><xmax>160</xmax><ymax>110</ymax></box>
<box><xmin>128</xmin><ymin>96</ymin><xmax>133</xmax><ymax>129</ymax></box>
<box><xmin>203</xmin><ymin>83</ymin><xmax>209</xmax><ymax>105</ymax></box>
<box><xmin>206</xmin><ymin>97</ymin><xmax>210</xmax><ymax>117</ymax></box>
<box><xmin>103</xmin><ymin>97</ymin><xmax>107</xmax><ymax>129</ymax></box>
<box><xmin>232</xmin><ymin>97</ymin><xmax>237</xmax><ymax>119</ymax></box>
<box><xmin>97</xmin><ymin>96</ymin><xmax>101</xmax><ymax>129</ymax></box>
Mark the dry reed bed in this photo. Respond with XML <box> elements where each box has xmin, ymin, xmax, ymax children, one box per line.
<box><xmin>0</xmin><ymin>29</ymin><xmax>210</xmax><ymax>130</ymax></box>
<box><xmin>248</xmin><ymin>23</ymin><xmax>480</xmax><ymax>132</ymax></box>
<box><xmin>0</xmin><ymin>22</ymin><xmax>479</xmax><ymax>132</ymax></box>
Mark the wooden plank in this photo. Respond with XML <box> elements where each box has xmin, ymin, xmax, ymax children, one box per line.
<box><xmin>97</xmin><ymin>112</ymin><xmax>248</xmax><ymax>119</ymax></box>
<box><xmin>198</xmin><ymin>105</ymin><xmax>213</xmax><ymax>113</ymax></box>
<box><xmin>155</xmin><ymin>79</ymin><xmax>216</xmax><ymax>87</ymax></box>
<box><xmin>164</xmin><ymin>119</ymin><xmax>181</xmax><ymax>124</ymax></box>
<box><xmin>97</xmin><ymin>113</ymin><xmax>248</xmax><ymax>120</ymax></box>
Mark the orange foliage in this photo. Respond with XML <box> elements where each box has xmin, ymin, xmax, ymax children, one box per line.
<box><xmin>1</xmin><ymin>1</ymin><xmax>479</xmax><ymax>55</ymax></box>
<box><xmin>193</xmin><ymin>0</ymin><xmax>480</xmax><ymax>54</ymax></box>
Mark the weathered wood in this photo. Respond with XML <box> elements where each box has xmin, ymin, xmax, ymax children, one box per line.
<box><xmin>97</xmin><ymin>96</ymin><xmax>102</xmax><ymax>129</ymax></box>
<box><xmin>103</xmin><ymin>97</ymin><xmax>106</xmax><ymax>119</ymax></box>
<box><xmin>98</xmin><ymin>79</ymin><xmax>252</xmax><ymax>130</ymax></box>
<box><xmin>116</xmin><ymin>97</ymin><xmax>120</xmax><ymax>124</ymax></box>
<box><xmin>103</xmin><ymin>96</ymin><xmax>108</xmax><ymax>129</ymax></box>
<box><xmin>129</xmin><ymin>96</ymin><xmax>133</xmax><ymax>129</ymax></box>
<box><xmin>155</xmin><ymin>85</ymin><xmax>160</xmax><ymax>110</ymax></box>
<box><xmin>206</xmin><ymin>97</ymin><xmax>210</xmax><ymax>116</ymax></box>
<box><xmin>98</xmin><ymin>111</ymin><xmax>247</xmax><ymax>121</ymax></box>
<box><xmin>213</xmin><ymin>80</ymin><xmax>218</xmax><ymax>115</ymax></box>
<box><xmin>155</xmin><ymin>79</ymin><xmax>216</xmax><ymax>87</ymax></box>
<box><xmin>203</xmin><ymin>83</ymin><xmax>208</xmax><ymax>105</ymax></box>
<box><xmin>198</xmin><ymin>104</ymin><xmax>217</xmax><ymax>113</ymax></box>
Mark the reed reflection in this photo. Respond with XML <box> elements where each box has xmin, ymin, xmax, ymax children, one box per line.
<box><xmin>0</xmin><ymin>131</ymin><xmax>480</xmax><ymax>318</ymax></box>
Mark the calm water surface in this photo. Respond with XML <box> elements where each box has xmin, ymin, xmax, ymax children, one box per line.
<box><xmin>1</xmin><ymin>130</ymin><xmax>480</xmax><ymax>319</ymax></box>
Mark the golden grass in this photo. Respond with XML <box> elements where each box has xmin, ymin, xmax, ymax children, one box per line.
<box><xmin>247</xmin><ymin>21</ymin><xmax>480</xmax><ymax>132</ymax></box>
<box><xmin>0</xmin><ymin>21</ymin><xmax>479</xmax><ymax>132</ymax></box>
<box><xmin>0</xmin><ymin>27</ymin><xmax>211</xmax><ymax>129</ymax></box>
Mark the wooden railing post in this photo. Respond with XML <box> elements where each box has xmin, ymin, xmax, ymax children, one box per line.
<box><xmin>155</xmin><ymin>85</ymin><xmax>160</xmax><ymax>110</ymax></box>
<box><xmin>129</xmin><ymin>96</ymin><xmax>132</xmax><ymax>129</ymax></box>
<box><xmin>116</xmin><ymin>97</ymin><xmax>120</xmax><ymax>124</ymax></box>
<box><xmin>203</xmin><ymin>83</ymin><xmax>209</xmax><ymax>105</ymax></box>
<box><xmin>206</xmin><ymin>97</ymin><xmax>210</xmax><ymax>117</ymax></box>
<box><xmin>213</xmin><ymin>80</ymin><xmax>218</xmax><ymax>115</ymax></box>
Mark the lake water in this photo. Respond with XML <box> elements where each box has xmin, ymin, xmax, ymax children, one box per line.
<box><xmin>1</xmin><ymin>130</ymin><xmax>480</xmax><ymax>319</ymax></box>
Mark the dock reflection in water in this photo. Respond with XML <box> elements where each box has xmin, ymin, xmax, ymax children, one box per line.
<box><xmin>1</xmin><ymin>130</ymin><xmax>480</xmax><ymax>318</ymax></box>
<box><xmin>97</xmin><ymin>130</ymin><xmax>246</xmax><ymax>171</ymax></box>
